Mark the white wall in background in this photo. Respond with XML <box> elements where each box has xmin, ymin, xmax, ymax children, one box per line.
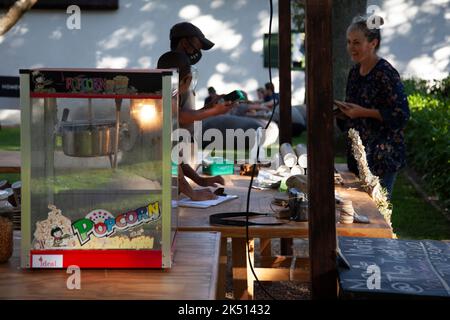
<box><xmin>369</xmin><ymin>0</ymin><xmax>450</xmax><ymax>80</ymax></box>
<box><xmin>0</xmin><ymin>0</ymin><xmax>299</xmax><ymax>113</ymax></box>
<box><xmin>0</xmin><ymin>0</ymin><xmax>448</xmax><ymax>125</ymax></box>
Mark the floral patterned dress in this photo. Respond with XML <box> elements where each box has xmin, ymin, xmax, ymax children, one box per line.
<box><xmin>340</xmin><ymin>58</ymin><xmax>410</xmax><ymax>178</ymax></box>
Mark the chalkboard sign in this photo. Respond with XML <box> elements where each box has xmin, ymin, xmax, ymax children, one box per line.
<box><xmin>338</xmin><ymin>237</ymin><xmax>450</xmax><ymax>299</ymax></box>
<box><xmin>0</xmin><ymin>76</ymin><xmax>19</xmax><ymax>97</ymax></box>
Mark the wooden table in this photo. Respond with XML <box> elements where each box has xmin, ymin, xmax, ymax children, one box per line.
<box><xmin>178</xmin><ymin>164</ymin><xmax>393</xmax><ymax>299</ymax></box>
<box><xmin>0</xmin><ymin>231</ymin><xmax>221</xmax><ymax>300</ymax></box>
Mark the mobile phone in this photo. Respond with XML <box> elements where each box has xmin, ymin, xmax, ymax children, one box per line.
<box><xmin>334</xmin><ymin>100</ymin><xmax>348</xmax><ymax>109</ymax></box>
<box><xmin>223</xmin><ymin>90</ymin><xmax>246</xmax><ymax>103</ymax></box>
<box><xmin>333</xmin><ymin>101</ymin><xmax>348</xmax><ymax>118</ymax></box>
<box><xmin>214</xmin><ymin>187</ymin><xmax>226</xmax><ymax>196</ymax></box>
<box><xmin>333</xmin><ymin>106</ymin><xmax>342</xmax><ymax>115</ymax></box>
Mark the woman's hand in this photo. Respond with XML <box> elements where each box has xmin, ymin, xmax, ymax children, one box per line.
<box><xmin>190</xmin><ymin>188</ymin><xmax>218</xmax><ymax>201</ymax></box>
<box><xmin>200</xmin><ymin>175</ymin><xmax>225</xmax><ymax>187</ymax></box>
<box><xmin>337</xmin><ymin>102</ymin><xmax>383</xmax><ymax>121</ymax></box>
<box><xmin>337</xmin><ymin>102</ymin><xmax>367</xmax><ymax>119</ymax></box>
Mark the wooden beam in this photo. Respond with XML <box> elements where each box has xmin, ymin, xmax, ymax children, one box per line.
<box><xmin>278</xmin><ymin>0</ymin><xmax>293</xmax><ymax>257</ymax></box>
<box><xmin>232</xmin><ymin>238</ymin><xmax>249</xmax><ymax>300</ymax></box>
<box><xmin>305</xmin><ymin>0</ymin><xmax>337</xmax><ymax>299</ymax></box>
<box><xmin>217</xmin><ymin>237</ymin><xmax>228</xmax><ymax>299</ymax></box>
<box><xmin>259</xmin><ymin>238</ymin><xmax>272</xmax><ymax>257</ymax></box>
<box><xmin>278</xmin><ymin>0</ymin><xmax>292</xmax><ymax>144</ymax></box>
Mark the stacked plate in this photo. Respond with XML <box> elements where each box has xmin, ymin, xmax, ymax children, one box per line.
<box><xmin>337</xmin><ymin>200</ymin><xmax>354</xmax><ymax>224</ymax></box>
<box><xmin>0</xmin><ymin>184</ymin><xmax>21</xmax><ymax>230</ymax></box>
<box><xmin>12</xmin><ymin>208</ymin><xmax>21</xmax><ymax>230</ymax></box>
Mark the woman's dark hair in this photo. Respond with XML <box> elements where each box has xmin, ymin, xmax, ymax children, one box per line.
<box><xmin>157</xmin><ymin>51</ymin><xmax>191</xmax><ymax>80</ymax></box>
<box><xmin>348</xmin><ymin>15</ymin><xmax>384</xmax><ymax>51</ymax></box>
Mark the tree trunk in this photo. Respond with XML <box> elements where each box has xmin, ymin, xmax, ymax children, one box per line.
<box><xmin>332</xmin><ymin>0</ymin><xmax>367</xmax><ymax>100</ymax></box>
<box><xmin>332</xmin><ymin>0</ymin><xmax>367</xmax><ymax>159</ymax></box>
<box><xmin>0</xmin><ymin>0</ymin><xmax>38</xmax><ymax>36</ymax></box>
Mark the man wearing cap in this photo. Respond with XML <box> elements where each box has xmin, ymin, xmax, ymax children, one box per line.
<box><xmin>169</xmin><ymin>21</ymin><xmax>233</xmax><ymax>130</ymax></box>
<box><xmin>166</xmin><ymin>22</ymin><xmax>230</xmax><ymax>198</ymax></box>
<box><xmin>168</xmin><ymin>22</ymin><xmax>279</xmax><ymax>162</ymax></box>
<box><xmin>170</xmin><ymin>21</ymin><xmax>214</xmax><ymax>65</ymax></box>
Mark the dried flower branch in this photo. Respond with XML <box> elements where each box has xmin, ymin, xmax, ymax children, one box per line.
<box><xmin>348</xmin><ymin>128</ymin><xmax>394</xmax><ymax>234</ymax></box>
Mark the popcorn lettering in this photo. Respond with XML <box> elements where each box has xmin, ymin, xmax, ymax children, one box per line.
<box><xmin>65</xmin><ymin>77</ymin><xmax>106</xmax><ymax>93</ymax></box>
<box><xmin>72</xmin><ymin>201</ymin><xmax>160</xmax><ymax>246</ymax></box>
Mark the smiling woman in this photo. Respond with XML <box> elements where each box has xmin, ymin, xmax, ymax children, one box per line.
<box><xmin>337</xmin><ymin>14</ymin><xmax>411</xmax><ymax>200</ymax></box>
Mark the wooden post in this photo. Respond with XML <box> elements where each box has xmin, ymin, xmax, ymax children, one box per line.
<box><xmin>278</xmin><ymin>0</ymin><xmax>292</xmax><ymax>145</ymax></box>
<box><xmin>278</xmin><ymin>0</ymin><xmax>293</xmax><ymax>256</ymax></box>
<box><xmin>305</xmin><ymin>0</ymin><xmax>337</xmax><ymax>299</ymax></box>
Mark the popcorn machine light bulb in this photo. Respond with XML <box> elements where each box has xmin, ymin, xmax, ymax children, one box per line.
<box><xmin>139</xmin><ymin>104</ymin><xmax>156</xmax><ymax>124</ymax></box>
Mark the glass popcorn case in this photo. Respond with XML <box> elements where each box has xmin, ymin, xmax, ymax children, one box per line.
<box><xmin>19</xmin><ymin>68</ymin><xmax>178</xmax><ymax>268</ymax></box>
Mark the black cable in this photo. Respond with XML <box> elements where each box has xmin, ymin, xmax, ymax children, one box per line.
<box><xmin>199</xmin><ymin>0</ymin><xmax>281</xmax><ymax>300</ymax></box>
<box><xmin>243</xmin><ymin>0</ymin><xmax>279</xmax><ymax>300</ymax></box>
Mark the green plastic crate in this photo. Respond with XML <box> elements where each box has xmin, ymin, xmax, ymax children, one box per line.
<box><xmin>171</xmin><ymin>162</ymin><xmax>178</xmax><ymax>175</ymax></box>
<box><xmin>202</xmin><ymin>157</ymin><xmax>235</xmax><ymax>176</ymax></box>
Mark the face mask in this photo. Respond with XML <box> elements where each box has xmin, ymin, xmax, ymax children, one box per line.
<box><xmin>186</xmin><ymin>40</ymin><xmax>202</xmax><ymax>65</ymax></box>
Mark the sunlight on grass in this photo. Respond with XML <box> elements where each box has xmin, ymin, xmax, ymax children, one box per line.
<box><xmin>392</xmin><ymin>173</ymin><xmax>450</xmax><ymax>240</ymax></box>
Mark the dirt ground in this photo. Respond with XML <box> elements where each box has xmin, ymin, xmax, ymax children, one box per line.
<box><xmin>224</xmin><ymin>238</ymin><xmax>312</xmax><ymax>300</ymax></box>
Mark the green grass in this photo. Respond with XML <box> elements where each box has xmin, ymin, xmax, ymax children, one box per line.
<box><xmin>0</xmin><ymin>173</ymin><xmax>20</xmax><ymax>184</ymax></box>
<box><xmin>391</xmin><ymin>172</ymin><xmax>450</xmax><ymax>240</ymax></box>
<box><xmin>334</xmin><ymin>156</ymin><xmax>346</xmax><ymax>164</ymax></box>
<box><xmin>0</xmin><ymin>126</ymin><xmax>20</xmax><ymax>151</ymax></box>
<box><xmin>0</xmin><ymin>127</ymin><xmax>20</xmax><ymax>184</ymax></box>
<box><xmin>28</xmin><ymin>160</ymin><xmax>162</xmax><ymax>193</ymax></box>
<box><xmin>292</xmin><ymin>133</ymin><xmax>307</xmax><ymax>146</ymax></box>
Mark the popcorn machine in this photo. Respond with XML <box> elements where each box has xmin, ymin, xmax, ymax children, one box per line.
<box><xmin>19</xmin><ymin>68</ymin><xmax>178</xmax><ymax>268</ymax></box>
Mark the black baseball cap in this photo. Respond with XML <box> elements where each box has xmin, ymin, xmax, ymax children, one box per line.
<box><xmin>170</xmin><ymin>22</ymin><xmax>215</xmax><ymax>50</ymax></box>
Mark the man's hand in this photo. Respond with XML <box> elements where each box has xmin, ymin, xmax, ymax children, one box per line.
<box><xmin>190</xmin><ymin>188</ymin><xmax>218</xmax><ymax>201</ymax></box>
<box><xmin>200</xmin><ymin>175</ymin><xmax>225</xmax><ymax>187</ymax></box>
